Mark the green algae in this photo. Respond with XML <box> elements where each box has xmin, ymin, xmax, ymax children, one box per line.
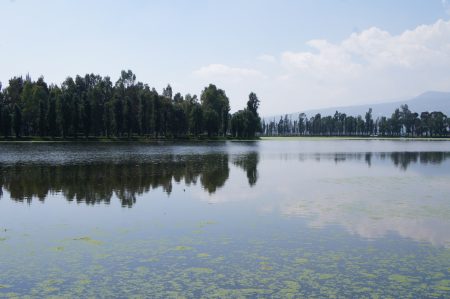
<box><xmin>77</xmin><ymin>279</ymin><xmax>91</xmax><ymax>285</ymax></box>
<box><xmin>294</xmin><ymin>258</ymin><xmax>309</xmax><ymax>265</ymax></box>
<box><xmin>319</xmin><ymin>273</ymin><xmax>336</xmax><ymax>280</ymax></box>
<box><xmin>435</xmin><ymin>279</ymin><xmax>450</xmax><ymax>291</ymax></box>
<box><xmin>173</xmin><ymin>246</ymin><xmax>193</xmax><ymax>251</ymax></box>
<box><xmin>388</xmin><ymin>274</ymin><xmax>415</xmax><ymax>283</ymax></box>
<box><xmin>1</xmin><ymin>204</ymin><xmax>450</xmax><ymax>298</ymax></box>
<box><xmin>72</xmin><ymin>237</ymin><xmax>102</xmax><ymax>246</ymax></box>
<box><xmin>186</xmin><ymin>267</ymin><xmax>213</xmax><ymax>274</ymax></box>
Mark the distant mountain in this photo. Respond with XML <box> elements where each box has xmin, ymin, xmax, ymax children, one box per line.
<box><xmin>264</xmin><ymin>91</ymin><xmax>450</xmax><ymax>122</ymax></box>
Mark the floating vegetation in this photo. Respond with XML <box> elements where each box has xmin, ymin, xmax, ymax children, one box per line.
<box><xmin>72</xmin><ymin>237</ymin><xmax>103</xmax><ymax>246</ymax></box>
<box><xmin>186</xmin><ymin>267</ymin><xmax>214</xmax><ymax>274</ymax></box>
<box><xmin>294</xmin><ymin>258</ymin><xmax>309</xmax><ymax>264</ymax></box>
<box><xmin>173</xmin><ymin>246</ymin><xmax>193</xmax><ymax>251</ymax></box>
<box><xmin>388</xmin><ymin>274</ymin><xmax>416</xmax><ymax>283</ymax></box>
<box><xmin>0</xmin><ymin>145</ymin><xmax>450</xmax><ymax>298</ymax></box>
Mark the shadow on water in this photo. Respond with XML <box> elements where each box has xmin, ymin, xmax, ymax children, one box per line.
<box><xmin>0</xmin><ymin>151</ymin><xmax>448</xmax><ymax>206</ymax></box>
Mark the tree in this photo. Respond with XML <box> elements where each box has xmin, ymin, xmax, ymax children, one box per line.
<box><xmin>189</xmin><ymin>103</ymin><xmax>203</xmax><ymax>136</ymax></box>
<box><xmin>162</xmin><ymin>84</ymin><xmax>173</xmax><ymax>100</ymax></box>
<box><xmin>48</xmin><ymin>97</ymin><xmax>57</xmax><ymax>138</ymax></box>
<box><xmin>114</xmin><ymin>98</ymin><xmax>124</xmax><ymax>136</ymax></box>
<box><xmin>2</xmin><ymin>70</ymin><xmax>448</xmax><ymax>139</ymax></box>
<box><xmin>200</xmin><ymin>84</ymin><xmax>230</xmax><ymax>136</ymax></box>
<box><xmin>2</xmin><ymin>106</ymin><xmax>11</xmax><ymax>137</ymax></box>
<box><xmin>391</xmin><ymin>108</ymin><xmax>402</xmax><ymax>136</ymax></box>
<box><xmin>13</xmin><ymin>104</ymin><xmax>22</xmax><ymax>138</ymax></box>
<box><xmin>365</xmin><ymin>108</ymin><xmax>373</xmax><ymax>136</ymax></box>
<box><xmin>203</xmin><ymin>109</ymin><xmax>219</xmax><ymax>137</ymax></box>
<box><xmin>82</xmin><ymin>97</ymin><xmax>91</xmax><ymax>138</ymax></box>
<box><xmin>38</xmin><ymin>100</ymin><xmax>46</xmax><ymax>137</ymax></box>
<box><xmin>245</xmin><ymin>92</ymin><xmax>261</xmax><ymax>137</ymax></box>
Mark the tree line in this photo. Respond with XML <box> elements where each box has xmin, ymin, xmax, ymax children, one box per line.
<box><xmin>0</xmin><ymin>70</ymin><xmax>261</xmax><ymax>139</ymax></box>
<box><xmin>263</xmin><ymin>106</ymin><xmax>449</xmax><ymax>137</ymax></box>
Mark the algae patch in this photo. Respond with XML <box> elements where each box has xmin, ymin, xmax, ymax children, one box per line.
<box><xmin>173</xmin><ymin>246</ymin><xmax>193</xmax><ymax>251</ymax></box>
<box><xmin>187</xmin><ymin>267</ymin><xmax>213</xmax><ymax>274</ymax></box>
<box><xmin>72</xmin><ymin>237</ymin><xmax>103</xmax><ymax>246</ymax></box>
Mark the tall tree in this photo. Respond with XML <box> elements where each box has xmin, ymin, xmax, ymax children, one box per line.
<box><xmin>200</xmin><ymin>84</ymin><xmax>230</xmax><ymax>136</ymax></box>
<box><xmin>13</xmin><ymin>104</ymin><xmax>22</xmax><ymax>138</ymax></box>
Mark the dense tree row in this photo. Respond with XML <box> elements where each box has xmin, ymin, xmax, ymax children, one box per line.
<box><xmin>263</xmin><ymin>105</ymin><xmax>449</xmax><ymax>137</ymax></box>
<box><xmin>0</xmin><ymin>70</ymin><xmax>261</xmax><ymax>139</ymax></box>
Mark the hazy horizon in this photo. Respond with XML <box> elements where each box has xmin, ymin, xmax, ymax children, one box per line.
<box><xmin>1</xmin><ymin>0</ymin><xmax>450</xmax><ymax>115</ymax></box>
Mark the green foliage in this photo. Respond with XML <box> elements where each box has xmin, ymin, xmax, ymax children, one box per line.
<box><xmin>203</xmin><ymin>108</ymin><xmax>219</xmax><ymax>137</ymax></box>
<box><xmin>231</xmin><ymin>93</ymin><xmax>261</xmax><ymax>138</ymax></box>
<box><xmin>13</xmin><ymin>104</ymin><xmax>22</xmax><ymax>137</ymax></box>
<box><xmin>200</xmin><ymin>84</ymin><xmax>230</xmax><ymax>136</ymax></box>
<box><xmin>263</xmin><ymin>105</ymin><xmax>448</xmax><ymax>137</ymax></box>
<box><xmin>0</xmin><ymin>71</ymin><xmax>262</xmax><ymax>139</ymax></box>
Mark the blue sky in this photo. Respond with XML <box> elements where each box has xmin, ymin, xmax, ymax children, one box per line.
<box><xmin>1</xmin><ymin>0</ymin><xmax>449</xmax><ymax>115</ymax></box>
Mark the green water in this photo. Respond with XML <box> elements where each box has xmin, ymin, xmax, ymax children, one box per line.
<box><xmin>0</xmin><ymin>140</ymin><xmax>449</xmax><ymax>298</ymax></box>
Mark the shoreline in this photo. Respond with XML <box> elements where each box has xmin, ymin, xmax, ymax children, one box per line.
<box><xmin>260</xmin><ymin>136</ymin><xmax>450</xmax><ymax>141</ymax></box>
<box><xmin>0</xmin><ymin>136</ymin><xmax>449</xmax><ymax>143</ymax></box>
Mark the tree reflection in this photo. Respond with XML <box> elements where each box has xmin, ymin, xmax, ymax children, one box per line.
<box><xmin>0</xmin><ymin>151</ymin><xmax>447</xmax><ymax>207</ymax></box>
<box><xmin>233</xmin><ymin>152</ymin><xmax>259</xmax><ymax>186</ymax></box>
<box><xmin>387</xmin><ymin>152</ymin><xmax>450</xmax><ymax>170</ymax></box>
<box><xmin>0</xmin><ymin>153</ymin><xmax>234</xmax><ymax>207</ymax></box>
<box><xmin>330</xmin><ymin>151</ymin><xmax>449</xmax><ymax>170</ymax></box>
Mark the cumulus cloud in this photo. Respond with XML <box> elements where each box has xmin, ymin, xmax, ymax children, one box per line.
<box><xmin>268</xmin><ymin>19</ymin><xmax>450</xmax><ymax>113</ymax></box>
<box><xmin>282</xmin><ymin>19</ymin><xmax>450</xmax><ymax>75</ymax></box>
<box><xmin>192</xmin><ymin>19</ymin><xmax>450</xmax><ymax>115</ymax></box>
<box><xmin>193</xmin><ymin>63</ymin><xmax>264</xmax><ymax>79</ymax></box>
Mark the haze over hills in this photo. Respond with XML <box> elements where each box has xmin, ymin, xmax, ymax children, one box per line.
<box><xmin>263</xmin><ymin>91</ymin><xmax>450</xmax><ymax>122</ymax></box>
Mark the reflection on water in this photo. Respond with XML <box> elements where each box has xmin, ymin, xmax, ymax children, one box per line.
<box><xmin>0</xmin><ymin>154</ymin><xmax>233</xmax><ymax>207</ymax></box>
<box><xmin>0</xmin><ymin>142</ymin><xmax>449</xmax><ymax>298</ymax></box>
<box><xmin>1</xmin><ymin>151</ymin><xmax>448</xmax><ymax>205</ymax></box>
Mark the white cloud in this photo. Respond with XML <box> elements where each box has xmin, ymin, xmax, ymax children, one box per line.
<box><xmin>193</xmin><ymin>64</ymin><xmax>264</xmax><ymax>79</ymax></box>
<box><xmin>270</xmin><ymin>19</ymin><xmax>450</xmax><ymax>114</ymax></box>
<box><xmin>282</xmin><ymin>19</ymin><xmax>450</xmax><ymax>74</ymax></box>
<box><xmin>191</xmin><ymin>19</ymin><xmax>450</xmax><ymax>116</ymax></box>
<box><xmin>257</xmin><ymin>54</ymin><xmax>276</xmax><ymax>63</ymax></box>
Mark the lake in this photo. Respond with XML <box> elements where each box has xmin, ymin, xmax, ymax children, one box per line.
<box><xmin>0</xmin><ymin>140</ymin><xmax>449</xmax><ymax>298</ymax></box>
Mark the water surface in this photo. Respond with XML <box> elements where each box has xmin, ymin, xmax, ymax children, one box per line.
<box><xmin>0</xmin><ymin>140</ymin><xmax>449</xmax><ymax>298</ymax></box>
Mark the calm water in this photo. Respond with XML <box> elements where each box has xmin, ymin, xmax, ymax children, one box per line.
<box><xmin>0</xmin><ymin>140</ymin><xmax>449</xmax><ymax>298</ymax></box>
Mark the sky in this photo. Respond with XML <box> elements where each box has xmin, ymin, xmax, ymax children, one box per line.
<box><xmin>1</xmin><ymin>0</ymin><xmax>450</xmax><ymax>116</ymax></box>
